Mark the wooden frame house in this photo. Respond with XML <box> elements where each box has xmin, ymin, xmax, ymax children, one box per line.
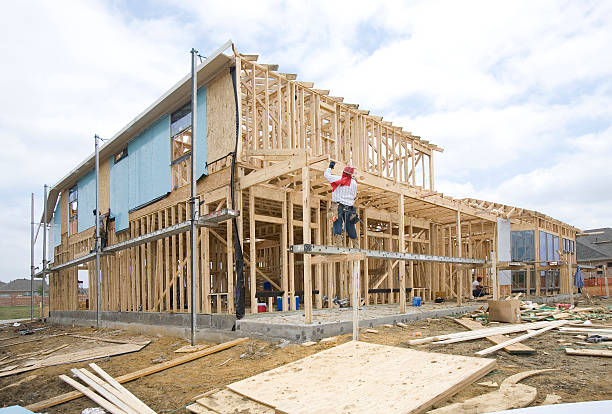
<box><xmin>41</xmin><ymin>43</ymin><xmax>579</xmax><ymax>324</ymax></box>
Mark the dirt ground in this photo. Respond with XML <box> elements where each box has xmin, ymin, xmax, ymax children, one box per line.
<box><xmin>1</xmin><ymin>300</ymin><xmax>611</xmax><ymax>413</ymax></box>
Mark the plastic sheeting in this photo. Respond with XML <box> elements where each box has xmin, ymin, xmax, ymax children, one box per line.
<box><xmin>127</xmin><ymin>114</ymin><xmax>171</xmax><ymax>211</ymax></box>
<box><xmin>52</xmin><ymin>197</ymin><xmax>61</xmax><ymax>248</ymax></box>
<box><xmin>77</xmin><ymin>169</ymin><xmax>96</xmax><ymax>233</ymax></box>
<box><xmin>110</xmin><ymin>153</ymin><xmax>129</xmax><ymax>232</ymax></box>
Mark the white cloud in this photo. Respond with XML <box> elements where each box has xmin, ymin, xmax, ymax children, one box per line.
<box><xmin>0</xmin><ymin>0</ymin><xmax>611</xmax><ymax>282</ymax></box>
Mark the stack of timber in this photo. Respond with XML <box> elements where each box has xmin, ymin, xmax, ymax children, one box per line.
<box><xmin>25</xmin><ymin>338</ymin><xmax>248</xmax><ymax>412</ymax></box>
<box><xmin>189</xmin><ymin>341</ymin><xmax>496</xmax><ymax>414</ymax></box>
<box><xmin>61</xmin><ymin>363</ymin><xmax>155</xmax><ymax>414</ymax></box>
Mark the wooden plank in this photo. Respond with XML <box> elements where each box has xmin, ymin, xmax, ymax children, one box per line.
<box><xmin>409</xmin><ymin>321</ymin><xmax>557</xmax><ymax>345</ymax></box>
<box><xmin>89</xmin><ymin>363</ymin><xmax>156</xmax><ymax>414</ymax></box>
<box><xmin>310</xmin><ymin>252</ymin><xmax>366</xmax><ymax>264</ymax></box>
<box><xmin>68</xmin><ymin>334</ymin><xmax>150</xmax><ymax>346</ymax></box>
<box><xmin>565</xmin><ymin>348</ymin><xmax>612</xmax><ymax>357</ymax></box>
<box><xmin>25</xmin><ymin>338</ymin><xmax>249</xmax><ymax>411</ymax></box>
<box><xmin>227</xmin><ymin>341</ymin><xmax>495</xmax><ymax>414</ymax></box>
<box><xmin>475</xmin><ymin>321</ymin><xmax>568</xmax><ymax>356</ymax></box>
<box><xmin>59</xmin><ymin>374</ymin><xmax>125</xmax><ymax>414</ymax></box>
<box><xmin>70</xmin><ymin>368</ymin><xmax>138</xmax><ymax>414</ymax></box>
<box><xmin>197</xmin><ymin>389</ymin><xmax>274</xmax><ymax>414</ymax></box>
<box><xmin>453</xmin><ymin>319</ymin><xmax>535</xmax><ymax>355</ymax></box>
<box><xmin>0</xmin><ymin>342</ymin><xmax>148</xmax><ymax>377</ymax></box>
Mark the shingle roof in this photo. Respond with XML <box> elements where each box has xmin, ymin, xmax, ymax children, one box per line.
<box><xmin>577</xmin><ymin>228</ymin><xmax>612</xmax><ymax>262</ymax></box>
<box><xmin>0</xmin><ymin>278</ymin><xmax>49</xmax><ymax>292</ymax></box>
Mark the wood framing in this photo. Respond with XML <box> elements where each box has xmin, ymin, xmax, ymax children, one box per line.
<box><xmin>43</xmin><ymin>46</ymin><xmax>579</xmax><ymax>324</ymax></box>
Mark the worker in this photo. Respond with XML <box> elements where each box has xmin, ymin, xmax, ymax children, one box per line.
<box><xmin>92</xmin><ymin>209</ymin><xmax>109</xmax><ymax>250</ymax></box>
<box><xmin>324</xmin><ymin>161</ymin><xmax>358</xmax><ymax>247</ymax></box>
<box><xmin>472</xmin><ymin>276</ymin><xmax>484</xmax><ymax>297</ymax></box>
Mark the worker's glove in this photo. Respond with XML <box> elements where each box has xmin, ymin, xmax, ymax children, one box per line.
<box><xmin>329</xmin><ymin>161</ymin><xmax>335</xmax><ymax>169</ymax></box>
<box><xmin>349</xmin><ymin>212</ymin><xmax>360</xmax><ymax>225</ymax></box>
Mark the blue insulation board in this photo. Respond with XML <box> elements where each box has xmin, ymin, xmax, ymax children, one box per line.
<box><xmin>127</xmin><ymin>114</ymin><xmax>171</xmax><ymax>212</ymax></box>
<box><xmin>110</xmin><ymin>152</ymin><xmax>130</xmax><ymax>232</ymax></box>
<box><xmin>53</xmin><ymin>197</ymin><xmax>61</xmax><ymax>247</ymax></box>
<box><xmin>77</xmin><ymin>168</ymin><xmax>96</xmax><ymax>233</ymax></box>
<box><xmin>196</xmin><ymin>85</ymin><xmax>207</xmax><ymax>177</ymax></box>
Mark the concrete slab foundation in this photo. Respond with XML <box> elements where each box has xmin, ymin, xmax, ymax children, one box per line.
<box><xmin>236</xmin><ymin>303</ymin><xmax>482</xmax><ymax>342</ymax></box>
<box><xmin>49</xmin><ymin>310</ymin><xmax>239</xmax><ymax>343</ymax></box>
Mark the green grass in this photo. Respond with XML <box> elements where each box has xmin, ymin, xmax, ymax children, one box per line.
<box><xmin>0</xmin><ymin>305</ymin><xmax>34</xmax><ymax>320</ymax></box>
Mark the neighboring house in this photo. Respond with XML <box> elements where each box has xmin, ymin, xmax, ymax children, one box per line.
<box><xmin>0</xmin><ymin>278</ymin><xmax>49</xmax><ymax>297</ymax></box>
<box><xmin>577</xmin><ymin>228</ymin><xmax>612</xmax><ymax>266</ymax></box>
<box><xmin>577</xmin><ymin>228</ymin><xmax>612</xmax><ymax>291</ymax></box>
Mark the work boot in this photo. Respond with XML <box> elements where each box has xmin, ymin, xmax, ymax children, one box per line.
<box><xmin>348</xmin><ymin>238</ymin><xmax>358</xmax><ymax>248</ymax></box>
<box><xmin>333</xmin><ymin>234</ymin><xmax>344</xmax><ymax>247</ymax></box>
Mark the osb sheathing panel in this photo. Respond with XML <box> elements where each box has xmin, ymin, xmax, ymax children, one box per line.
<box><xmin>60</xmin><ymin>190</ymin><xmax>68</xmax><ymax>236</ymax></box>
<box><xmin>207</xmin><ymin>70</ymin><xmax>236</xmax><ymax>164</ymax></box>
<box><xmin>99</xmin><ymin>156</ymin><xmax>110</xmax><ymax>214</ymax></box>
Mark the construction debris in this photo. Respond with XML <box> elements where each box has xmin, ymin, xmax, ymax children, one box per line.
<box><xmin>0</xmin><ymin>342</ymin><xmax>150</xmax><ymax>377</ymax></box>
<box><xmin>427</xmin><ymin>369</ymin><xmax>555</xmax><ymax>413</ymax></box>
<box><xmin>25</xmin><ymin>338</ymin><xmax>249</xmax><ymax>412</ymax></box>
<box><xmin>61</xmin><ymin>363</ymin><xmax>155</xmax><ymax>414</ymax></box>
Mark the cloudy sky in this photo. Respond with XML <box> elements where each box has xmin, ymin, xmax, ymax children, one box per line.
<box><xmin>1</xmin><ymin>0</ymin><xmax>611</xmax><ymax>282</ymax></box>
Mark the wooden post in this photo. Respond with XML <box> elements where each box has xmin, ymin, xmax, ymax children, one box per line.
<box><xmin>409</xmin><ymin>217</ymin><xmax>414</xmax><ymax>301</ymax></box>
<box><xmin>567</xmin><ymin>253</ymin><xmax>574</xmax><ymax>306</ymax></box>
<box><xmin>399</xmin><ymin>194</ymin><xmax>406</xmax><ymax>312</ymax></box>
<box><xmin>604</xmin><ymin>264</ymin><xmax>610</xmax><ymax>298</ymax></box>
<box><xmin>281</xmin><ymin>192</ymin><xmax>289</xmax><ymax>312</ymax></box>
<box><xmin>288</xmin><ymin>198</ymin><xmax>295</xmax><ymax>311</ymax></box>
<box><xmin>352</xmin><ymin>258</ymin><xmax>360</xmax><ymax>341</ymax></box>
<box><xmin>535</xmin><ymin>229</ymin><xmax>541</xmax><ymax>296</ymax></box>
<box><xmin>491</xmin><ymin>250</ymin><xmax>498</xmax><ymax>300</ymax></box>
<box><xmin>249</xmin><ymin>191</ymin><xmax>257</xmax><ymax>314</ymax></box>
<box><xmin>302</xmin><ymin>167</ymin><xmax>313</xmax><ymax>323</ymax></box>
<box><xmin>456</xmin><ymin>210</ymin><xmax>462</xmax><ymax>306</ymax></box>
<box><xmin>364</xmin><ymin>209</ymin><xmax>370</xmax><ymax>306</ymax></box>
<box><xmin>202</xmin><ymin>205</ymin><xmax>210</xmax><ymax>313</ymax></box>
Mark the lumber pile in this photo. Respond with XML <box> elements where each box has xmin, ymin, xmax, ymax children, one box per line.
<box><xmin>25</xmin><ymin>337</ymin><xmax>249</xmax><ymax>411</ymax></box>
<box><xmin>61</xmin><ymin>363</ymin><xmax>155</xmax><ymax>414</ymax></box>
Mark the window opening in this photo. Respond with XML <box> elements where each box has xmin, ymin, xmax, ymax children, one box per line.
<box><xmin>170</xmin><ymin>103</ymin><xmax>192</xmax><ymax>190</ymax></box>
<box><xmin>69</xmin><ymin>186</ymin><xmax>78</xmax><ymax>235</ymax></box>
<box><xmin>114</xmin><ymin>147</ymin><xmax>128</xmax><ymax>163</ymax></box>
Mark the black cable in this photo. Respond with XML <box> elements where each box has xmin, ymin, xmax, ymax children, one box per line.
<box><xmin>230</xmin><ymin>65</ymin><xmax>245</xmax><ymax>320</ymax></box>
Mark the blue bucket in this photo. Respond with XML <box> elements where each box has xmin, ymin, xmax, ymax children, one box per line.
<box><xmin>412</xmin><ymin>297</ymin><xmax>422</xmax><ymax>307</ymax></box>
<box><xmin>276</xmin><ymin>296</ymin><xmax>300</xmax><ymax>311</ymax></box>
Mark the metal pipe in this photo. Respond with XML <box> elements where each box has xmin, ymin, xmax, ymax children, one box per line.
<box><xmin>42</xmin><ymin>184</ymin><xmax>47</xmax><ymax>319</ymax></box>
<box><xmin>190</xmin><ymin>48</ymin><xmax>199</xmax><ymax>345</ymax></box>
<box><xmin>95</xmin><ymin>134</ymin><xmax>101</xmax><ymax>329</ymax></box>
<box><xmin>30</xmin><ymin>193</ymin><xmax>34</xmax><ymax>321</ymax></box>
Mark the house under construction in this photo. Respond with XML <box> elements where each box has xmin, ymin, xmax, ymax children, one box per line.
<box><xmin>38</xmin><ymin>42</ymin><xmax>580</xmax><ymax>333</ymax></box>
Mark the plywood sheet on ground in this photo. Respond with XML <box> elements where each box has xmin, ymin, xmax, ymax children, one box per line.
<box><xmin>227</xmin><ymin>341</ymin><xmax>496</xmax><ymax>414</ymax></box>
<box><xmin>0</xmin><ymin>342</ymin><xmax>148</xmax><ymax>377</ymax></box>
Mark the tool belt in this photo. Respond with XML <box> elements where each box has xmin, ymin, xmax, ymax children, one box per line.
<box><xmin>338</xmin><ymin>203</ymin><xmax>360</xmax><ymax>224</ymax></box>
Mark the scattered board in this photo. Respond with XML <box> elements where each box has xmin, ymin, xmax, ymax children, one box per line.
<box><xmin>564</xmin><ymin>348</ymin><xmax>612</xmax><ymax>357</ymax></box>
<box><xmin>0</xmin><ymin>342</ymin><xmax>149</xmax><ymax>377</ymax></box>
<box><xmin>454</xmin><ymin>318</ymin><xmax>535</xmax><ymax>354</ymax></box>
<box><xmin>25</xmin><ymin>337</ymin><xmax>248</xmax><ymax>411</ymax></box>
<box><xmin>227</xmin><ymin>341</ymin><xmax>496</xmax><ymax>414</ymax></box>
